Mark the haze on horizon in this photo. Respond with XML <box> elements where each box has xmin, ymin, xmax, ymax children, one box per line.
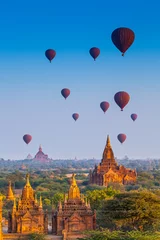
<box><xmin>0</xmin><ymin>1</ymin><xmax>160</xmax><ymax>160</ymax></box>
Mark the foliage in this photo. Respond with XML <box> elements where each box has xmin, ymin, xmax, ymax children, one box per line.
<box><xmin>79</xmin><ymin>229</ymin><xmax>160</xmax><ymax>240</ymax></box>
<box><xmin>28</xmin><ymin>233</ymin><xmax>46</xmax><ymax>240</ymax></box>
<box><xmin>97</xmin><ymin>190</ymin><xmax>160</xmax><ymax>231</ymax></box>
<box><xmin>85</xmin><ymin>186</ymin><xmax>119</xmax><ymax>210</ymax></box>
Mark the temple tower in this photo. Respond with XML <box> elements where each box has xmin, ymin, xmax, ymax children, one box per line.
<box><xmin>52</xmin><ymin>174</ymin><xmax>96</xmax><ymax>239</ymax></box>
<box><xmin>8</xmin><ymin>173</ymin><xmax>48</xmax><ymax>234</ymax></box>
<box><xmin>90</xmin><ymin>135</ymin><xmax>137</xmax><ymax>186</ymax></box>
<box><xmin>6</xmin><ymin>181</ymin><xmax>14</xmax><ymax>201</ymax></box>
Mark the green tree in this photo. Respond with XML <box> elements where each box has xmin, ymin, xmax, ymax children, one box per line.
<box><xmin>51</xmin><ymin>192</ymin><xmax>64</xmax><ymax>208</ymax></box>
<box><xmin>86</xmin><ymin>186</ymin><xmax>119</xmax><ymax>210</ymax></box>
<box><xmin>98</xmin><ymin>190</ymin><xmax>160</xmax><ymax>231</ymax></box>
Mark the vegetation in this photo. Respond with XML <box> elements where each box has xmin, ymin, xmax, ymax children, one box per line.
<box><xmin>79</xmin><ymin>229</ymin><xmax>160</xmax><ymax>240</ymax></box>
<box><xmin>28</xmin><ymin>233</ymin><xmax>46</xmax><ymax>240</ymax></box>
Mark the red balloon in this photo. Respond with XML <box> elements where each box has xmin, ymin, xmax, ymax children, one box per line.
<box><xmin>23</xmin><ymin>134</ymin><xmax>32</xmax><ymax>144</ymax></box>
<box><xmin>114</xmin><ymin>91</ymin><xmax>130</xmax><ymax>111</ymax></box>
<box><xmin>111</xmin><ymin>27</ymin><xmax>135</xmax><ymax>56</ymax></box>
<box><xmin>72</xmin><ymin>113</ymin><xmax>79</xmax><ymax>121</ymax></box>
<box><xmin>45</xmin><ymin>49</ymin><xmax>56</xmax><ymax>62</ymax></box>
<box><xmin>117</xmin><ymin>134</ymin><xmax>126</xmax><ymax>144</ymax></box>
<box><xmin>89</xmin><ymin>47</ymin><xmax>100</xmax><ymax>60</ymax></box>
<box><xmin>131</xmin><ymin>113</ymin><xmax>137</xmax><ymax>121</ymax></box>
<box><xmin>61</xmin><ymin>88</ymin><xmax>70</xmax><ymax>99</ymax></box>
<box><xmin>100</xmin><ymin>102</ymin><xmax>110</xmax><ymax>113</ymax></box>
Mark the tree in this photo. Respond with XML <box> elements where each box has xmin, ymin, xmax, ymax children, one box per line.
<box><xmin>97</xmin><ymin>190</ymin><xmax>160</xmax><ymax>231</ymax></box>
<box><xmin>85</xmin><ymin>186</ymin><xmax>119</xmax><ymax>210</ymax></box>
<box><xmin>79</xmin><ymin>229</ymin><xmax>160</xmax><ymax>240</ymax></box>
<box><xmin>51</xmin><ymin>192</ymin><xmax>64</xmax><ymax>208</ymax></box>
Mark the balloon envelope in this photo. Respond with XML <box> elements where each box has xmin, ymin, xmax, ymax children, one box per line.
<box><xmin>111</xmin><ymin>27</ymin><xmax>135</xmax><ymax>56</ymax></box>
<box><xmin>23</xmin><ymin>134</ymin><xmax>32</xmax><ymax>144</ymax></box>
<box><xmin>117</xmin><ymin>134</ymin><xmax>126</xmax><ymax>144</ymax></box>
<box><xmin>61</xmin><ymin>88</ymin><xmax>70</xmax><ymax>99</ymax></box>
<box><xmin>131</xmin><ymin>113</ymin><xmax>137</xmax><ymax>121</ymax></box>
<box><xmin>72</xmin><ymin>113</ymin><xmax>79</xmax><ymax>121</ymax></box>
<box><xmin>45</xmin><ymin>49</ymin><xmax>56</xmax><ymax>62</ymax></box>
<box><xmin>100</xmin><ymin>102</ymin><xmax>110</xmax><ymax>113</ymax></box>
<box><xmin>114</xmin><ymin>91</ymin><xmax>130</xmax><ymax>111</ymax></box>
<box><xmin>89</xmin><ymin>47</ymin><xmax>100</xmax><ymax>60</ymax></box>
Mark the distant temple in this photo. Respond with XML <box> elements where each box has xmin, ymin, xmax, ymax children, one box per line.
<box><xmin>6</xmin><ymin>181</ymin><xmax>14</xmax><ymax>201</ymax></box>
<box><xmin>89</xmin><ymin>135</ymin><xmax>137</xmax><ymax>186</ymax></box>
<box><xmin>26</xmin><ymin>154</ymin><xmax>33</xmax><ymax>160</ymax></box>
<box><xmin>52</xmin><ymin>174</ymin><xmax>96</xmax><ymax>239</ymax></box>
<box><xmin>33</xmin><ymin>145</ymin><xmax>50</xmax><ymax>162</ymax></box>
<box><xmin>8</xmin><ymin>174</ymin><xmax>48</xmax><ymax>234</ymax></box>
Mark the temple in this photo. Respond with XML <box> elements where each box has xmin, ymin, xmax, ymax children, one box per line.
<box><xmin>8</xmin><ymin>174</ymin><xmax>48</xmax><ymax>234</ymax></box>
<box><xmin>6</xmin><ymin>181</ymin><xmax>14</xmax><ymax>201</ymax></box>
<box><xmin>52</xmin><ymin>174</ymin><xmax>96</xmax><ymax>239</ymax></box>
<box><xmin>33</xmin><ymin>145</ymin><xmax>50</xmax><ymax>162</ymax></box>
<box><xmin>89</xmin><ymin>135</ymin><xmax>137</xmax><ymax>186</ymax></box>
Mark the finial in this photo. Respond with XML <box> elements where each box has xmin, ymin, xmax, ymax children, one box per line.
<box><xmin>26</xmin><ymin>173</ymin><xmax>31</xmax><ymax>186</ymax></box>
<box><xmin>107</xmin><ymin>135</ymin><xmax>111</xmax><ymax>147</ymax></box>
<box><xmin>58</xmin><ymin>201</ymin><xmax>62</xmax><ymax>210</ymax></box>
<box><xmin>13</xmin><ymin>198</ymin><xmax>16</xmax><ymax>210</ymax></box>
<box><xmin>39</xmin><ymin>145</ymin><xmax>42</xmax><ymax>151</ymax></box>
<box><xmin>39</xmin><ymin>194</ymin><xmax>42</xmax><ymax>208</ymax></box>
<box><xmin>88</xmin><ymin>199</ymin><xmax>91</xmax><ymax>208</ymax></box>
<box><xmin>71</xmin><ymin>173</ymin><xmax>77</xmax><ymax>186</ymax></box>
<box><xmin>35</xmin><ymin>194</ymin><xmax>38</xmax><ymax>204</ymax></box>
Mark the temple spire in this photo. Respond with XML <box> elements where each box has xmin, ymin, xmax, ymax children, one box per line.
<box><xmin>68</xmin><ymin>174</ymin><xmax>80</xmax><ymax>199</ymax></box>
<box><xmin>106</xmin><ymin>135</ymin><xmax>111</xmax><ymax>147</ymax></box>
<box><xmin>13</xmin><ymin>198</ymin><xmax>16</xmax><ymax>212</ymax></box>
<box><xmin>39</xmin><ymin>195</ymin><xmax>42</xmax><ymax>208</ymax></box>
<box><xmin>26</xmin><ymin>173</ymin><xmax>31</xmax><ymax>187</ymax></box>
<box><xmin>6</xmin><ymin>181</ymin><xmax>14</xmax><ymax>201</ymax></box>
<box><xmin>39</xmin><ymin>145</ymin><xmax>42</xmax><ymax>151</ymax></box>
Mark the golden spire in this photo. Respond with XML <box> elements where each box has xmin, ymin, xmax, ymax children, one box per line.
<box><xmin>58</xmin><ymin>201</ymin><xmax>62</xmax><ymax>211</ymax></box>
<box><xmin>68</xmin><ymin>174</ymin><xmax>80</xmax><ymax>199</ymax></box>
<box><xmin>102</xmin><ymin>135</ymin><xmax>115</xmax><ymax>161</ymax></box>
<box><xmin>26</xmin><ymin>173</ymin><xmax>31</xmax><ymax>187</ymax></box>
<box><xmin>35</xmin><ymin>194</ymin><xmax>38</xmax><ymax>204</ymax></box>
<box><xmin>39</xmin><ymin>195</ymin><xmax>42</xmax><ymax>208</ymax></box>
<box><xmin>21</xmin><ymin>173</ymin><xmax>34</xmax><ymax>200</ymax></box>
<box><xmin>13</xmin><ymin>198</ymin><xmax>16</xmax><ymax>211</ymax></box>
<box><xmin>106</xmin><ymin>135</ymin><xmax>111</xmax><ymax>147</ymax></box>
<box><xmin>6</xmin><ymin>181</ymin><xmax>14</xmax><ymax>201</ymax></box>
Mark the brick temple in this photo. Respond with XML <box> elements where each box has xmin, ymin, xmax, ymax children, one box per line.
<box><xmin>52</xmin><ymin>174</ymin><xmax>96</xmax><ymax>239</ymax></box>
<box><xmin>89</xmin><ymin>135</ymin><xmax>137</xmax><ymax>186</ymax></box>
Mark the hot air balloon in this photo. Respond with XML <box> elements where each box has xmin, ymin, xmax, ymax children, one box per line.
<box><xmin>111</xmin><ymin>27</ymin><xmax>135</xmax><ymax>56</ymax></box>
<box><xmin>89</xmin><ymin>47</ymin><xmax>100</xmax><ymax>60</ymax></box>
<box><xmin>117</xmin><ymin>134</ymin><xmax>126</xmax><ymax>144</ymax></box>
<box><xmin>131</xmin><ymin>113</ymin><xmax>137</xmax><ymax>121</ymax></box>
<box><xmin>100</xmin><ymin>102</ymin><xmax>110</xmax><ymax>113</ymax></box>
<box><xmin>114</xmin><ymin>91</ymin><xmax>130</xmax><ymax>111</ymax></box>
<box><xmin>72</xmin><ymin>113</ymin><xmax>79</xmax><ymax>121</ymax></box>
<box><xmin>23</xmin><ymin>134</ymin><xmax>32</xmax><ymax>144</ymax></box>
<box><xmin>45</xmin><ymin>49</ymin><xmax>56</xmax><ymax>62</ymax></box>
<box><xmin>61</xmin><ymin>88</ymin><xmax>70</xmax><ymax>99</ymax></box>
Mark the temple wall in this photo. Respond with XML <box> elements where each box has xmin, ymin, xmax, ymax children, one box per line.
<box><xmin>3</xmin><ymin>233</ymin><xmax>29</xmax><ymax>240</ymax></box>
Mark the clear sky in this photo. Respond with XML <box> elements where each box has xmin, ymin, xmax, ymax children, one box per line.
<box><xmin>0</xmin><ymin>0</ymin><xmax>160</xmax><ymax>160</ymax></box>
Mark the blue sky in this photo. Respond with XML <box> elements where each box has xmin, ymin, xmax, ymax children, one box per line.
<box><xmin>0</xmin><ymin>0</ymin><xmax>160</xmax><ymax>160</ymax></box>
